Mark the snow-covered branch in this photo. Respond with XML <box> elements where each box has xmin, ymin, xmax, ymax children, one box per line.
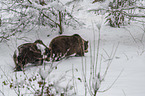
<box><xmin>89</xmin><ymin>0</ymin><xmax>145</xmax><ymax>27</ymax></box>
<box><xmin>89</xmin><ymin>5</ymin><xmax>145</xmax><ymax>17</ymax></box>
<box><xmin>0</xmin><ymin>0</ymin><xmax>82</xmax><ymax>42</ymax></box>
<box><xmin>121</xmin><ymin>6</ymin><xmax>145</xmax><ymax>10</ymax></box>
<box><xmin>123</xmin><ymin>12</ymin><xmax>145</xmax><ymax>18</ymax></box>
<box><xmin>0</xmin><ymin>8</ymin><xmax>27</xmax><ymax>16</ymax></box>
<box><xmin>23</xmin><ymin>0</ymin><xmax>66</xmax><ymax>12</ymax></box>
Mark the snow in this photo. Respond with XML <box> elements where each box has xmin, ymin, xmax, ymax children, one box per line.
<box><xmin>1</xmin><ymin>0</ymin><xmax>145</xmax><ymax>96</ymax></box>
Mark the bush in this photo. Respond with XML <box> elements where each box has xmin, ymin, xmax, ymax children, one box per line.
<box><xmin>0</xmin><ymin>0</ymin><xmax>82</xmax><ymax>42</ymax></box>
<box><xmin>105</xmin><ymin>0</ymin><xmax>136</xmax><ymax>28</ymax></box>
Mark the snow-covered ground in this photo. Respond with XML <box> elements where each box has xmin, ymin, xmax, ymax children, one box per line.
<box><xmin>1</xmin><ymin>0</ymin><xmax>145</xmax><ymax>96</ymax></box>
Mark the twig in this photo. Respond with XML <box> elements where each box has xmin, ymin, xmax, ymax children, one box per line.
<box><xmin>72</xmin><ymin>64</ymin><xmax>77</xmax><ymax>95</ymax></box>
<box><xmin>23</xmin><ymin>71</ymin><xmax>36</xmax><ymax>92</ymax></box>
<box><xmin>0</xmin><ymin>67</ymin><xmax>19</xmax><ymax>95</ymax></box>
<box><xmin>101</xmin><ymin>43</ymin><xmax>119</xmax><ymax>81</ymax></box>
<box><xmin>122</xmin><ymin>89</ymin><xmax>127</xmax><ymax>96</ymax></box>
<box><xmin>82</xmin><ymin>57</ymin><xmax>93</xmax><ymax>96</ymax></box>
<box><xmin>124</xmin><ymin>27</ymin><xmax>137</xmax><ymax>43</ymax></box>
<box><xmin>0</xmin><ymin>9</ymin><xmax>27</xmax><ymax>16</ymax></box>
<box><xmin>99</xmin><ymin>69</ymin><xmax>124</xmax><ymax>92</ymax></box>
<box><xmin>89</xmin><ymin>42</ymin><xmax>93</xmax><ymax>95</ymax></box>
<box><xmin>0</xmin><ymin>90</ymin><xmax>5</xmax><ymax>96</ymax></box>
<box><xmin>95</xmin><ymin>24</ymin><xmax>101</xmax><ymax>77</ymax></box>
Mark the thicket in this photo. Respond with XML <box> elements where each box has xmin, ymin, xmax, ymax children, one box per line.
<box><xmin>1</xmin><ymin>0</ymin><xmax>145</xmax><ymax>42</ymax></box>
<box><xmin>0</xmin><ymin>0</ymin><xmax>82</xmax><ymax>42</ymax></box>
<box><xmin>89</xmin><ymin>0</ymin><xmax>145</xmax><ymax>27</ymax></box>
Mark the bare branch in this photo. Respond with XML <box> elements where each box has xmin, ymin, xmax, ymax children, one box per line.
<box><xmin>0</xmin><ymin>90</ymin><xmax>5</xmax><ymax>96</ymax></box>
<box><xmin>99</xmin><ymin>69</ymin><xmax>124</xmax><ymax>93</ymax></box>
<box><xmin>0</xmin><ymin>8</ymin><xmax>27</xmax><ymax>16</ymax></box>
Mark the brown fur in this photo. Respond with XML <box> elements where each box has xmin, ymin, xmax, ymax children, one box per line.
<box><xmin>48</xmin><ymin>34</ymin><xmax>88</xmax><ymax>61</ymax></box>
<box><xmin>13</xmin><ymin>40</ymin><xmax>48</xmax><ymax>71</ymax></box>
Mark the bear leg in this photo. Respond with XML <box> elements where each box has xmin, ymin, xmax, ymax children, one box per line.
<box><xmin>76</xmin><ymin>50</ymin><xmax>84</xmax><ymax>56</ymax></box>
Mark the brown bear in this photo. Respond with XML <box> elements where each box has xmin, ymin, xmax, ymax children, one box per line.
<box><xmin>13</xmin><ymin>40</ymin><xmax>49</xmax><ymax>71</ymax></box>
<box><xmin>46</xmin><ymin>34</ymin><xmax>88</xmax><ymax>61</ymax></box>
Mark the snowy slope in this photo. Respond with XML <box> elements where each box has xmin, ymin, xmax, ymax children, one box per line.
<box><xmin>1</xmin><ymin>0</ymin><xmax>145</xmax><ymax>96</ymax></box>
